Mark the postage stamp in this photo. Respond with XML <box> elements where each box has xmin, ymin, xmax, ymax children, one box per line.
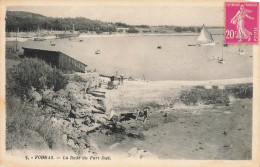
<box><xmin>225</xmin><ymin>2</ymin><xmax>259</xmax><ymax>45</ymax></box>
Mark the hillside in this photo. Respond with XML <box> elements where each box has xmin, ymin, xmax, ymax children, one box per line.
<box><xmin>6</xmin><ymin>11</ymin><xmax>223</xmax><ymax>34</ymax></box>
<box><xmin>6</xmin><ymin>11</ymin><xmax>118</xmax><ymax>33</ymax></box>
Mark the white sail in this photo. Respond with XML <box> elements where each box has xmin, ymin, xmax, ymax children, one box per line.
<box><xmin>197</xmin><ymin>24</ymin><xmax>214</xmax><ymax>44</ymax></box>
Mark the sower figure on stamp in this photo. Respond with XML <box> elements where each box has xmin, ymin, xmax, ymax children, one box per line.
<box><xmin>231</xmin><ymin>5</ymin><xmax>254</xmax><ymax>42</ymax></box>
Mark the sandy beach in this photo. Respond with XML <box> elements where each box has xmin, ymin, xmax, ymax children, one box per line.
<box><xmin>76</xmin><ymin>78</ymin><xmax>252</xmax><ymax>160</ymax></box>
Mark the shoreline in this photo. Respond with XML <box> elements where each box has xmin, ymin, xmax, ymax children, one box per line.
<box><xmin>101</xmin><ymin>76</ymin><xmax>252</xmax><ymax>86</ymax></box>
<box><xmin>5</xmin><ymin>32</ymin><xmax>225</xmax><ymax>41</ymax></box>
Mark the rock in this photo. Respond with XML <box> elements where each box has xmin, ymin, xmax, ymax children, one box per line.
<box><xmin>78</xmin><ymin>138</ymin><xmax>87</xmax><ymax>149</ymax></box>
<box><xmin>79</xmin><ymin>123</ymin><xmax>101</xmax><ymax>133</ymax></box>
<box><xmin>89</xmin><ymin>92</ymin><xmax>105</xmax><ymax>98</ymax></box>
<box><xmin>85</xmin><ymin>148</ymin><xmax>90</xmax><ymax>153</ymax></box>
<box><xmin>57</xmin><ymin>89</ymin><xmax>68</xmax><ymax>98</ymax></box>
<box><xmin>74</xmin><ymin>118</ymin><xmax>85</xmax><ymax>125</ymax></box>
<box><xmin>62</xmin><ymin>120</ymin><xmax>70</xmax><ymax>127</ymax></box>
<box><xmin>62</xmin><ymin>134</ymin><xmax>68</xmax><ymax>143</ymax></box>
<box><xmin>91</xmin><ymin>114</ymin><xmax>108</xmax><ymax>124</ymax></box>
<box><xmin>140</xmin><ymin>151</ymin><xmax>158</xmax><ymax>159</ymax></box>
<box><xmin>90</xmin><ymin>107</ymin><xmax>105</xmax><ymax>114</ymax></box>
<box><xmin>76</xmin><ymin>107</ymin><xmax>91</xmax><ymax>118</ymax></box>
<box><xmin>128</xmin><ymin>147</ymin><xmax>138</xmax><ymax>156</ymax></box>
<box><xmin>50</xmin><ymin>117</ymin><xmax>58</xmax><ymax>124</ymax></box>
<box><xmin>70</xmin><ymin>131</ymin><xmax>81</xmax><ymax>140</ymax></box>
<box><xmin>69</xmin><ymin>92</ymin><xmax>92</xmax><ymax>107</ymax></box>
<box><xmin>52</xmin><ymin>96</ymin><xmax>71</xmax><ymax>111</ymax></box>
<box><xmin>66</xmin><ymin>82</ymin><xmax>84</xmax><ymax>93</ymax></box>
<box><xmin>65</xmin><ymin>125</ymin><xmax>74</xmax><ymax>135</ymax></box>
<box><xmin>56</xmin><ymin>119</ymin><xmax>64</xmax><ymax>127</ymax></box>
<box><xmin>128</xmin><ymin>148</ymin><xmax>158</xmax><ymax>159</ymax></box>
<box><xmin>83</xmin><ymin>117</ymin><xmax>92</xmax><ymax>126</ymax></box>
<box><xmin>67</xmin><ymin>139</ymin><xmax>78</xmax><ymax>149</ymax></box>
<box><xmin>42</xmin><ymin>89</ymin><xmax>56</xmax><ymax>100</ymax></box>
<box><xmin>31</xmin><ymin>90</ymin><xmax>42</xmax><ymax>102</ymax></box>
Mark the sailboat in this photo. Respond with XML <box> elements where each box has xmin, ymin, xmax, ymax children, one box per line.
<box><xmin>56</xmin><ymin>24</ymin><xmax>80</xmax><ymax>39</ymax></box>
<box><xmin>238</xmin><ymin>45</ymin><xmax>245</xmax><ymax>55</ymax></box>
<box><xmin>218</xmin><ymin>45</ymin><xmax>226</xmax><ymax>64</ymax></box>
<box><xmin>197</xmin><ymin>24</ymin><xmax>215</xmax><ymax>46</ymax></box>
<box><xmin>95</xmin><ymin>49</ymin><xmax>101</xmax><ymax>54</ymax></box>
<box><xmin>34</xmin><ymin>26</ymin><xmax>46</xmax><ymax>41</ymax></box>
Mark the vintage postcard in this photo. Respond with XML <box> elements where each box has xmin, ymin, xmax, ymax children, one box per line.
<box><xmin>0</xmin><ymin>0</ymin><xmax>260</xmax><ymax>166</ymax></box>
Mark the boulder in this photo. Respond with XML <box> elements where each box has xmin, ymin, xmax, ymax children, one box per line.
<box><xmin>66</xmin><ymin>82</ymin><xmax>84</xmax><ymax>93</ymax></box>
<box><xmin>79</xmin><ymin>123</ymin><xmax>101</xmax><ymax>133</ymax></box>
<box><xmin>128</xmin><ymin>148</ymin><xmax>158</xmax><ymax>159</ymax></box>
<box><xmin>42</xmin><ymin>89</ymin><xmax>56</xmax><ymax>100</ymax></box>
<box><xmin>76</xmin><ymin>107</ymin><xmax>91</xmax><ymax>118</ymax></box>
<box><xmin>67</xmin><ymin>139</ymin><xmax>78</xmax><ymax>149</ymax></box>
<box><xmin>31</xmin><ymin>90</ymin><xmax>42</xmax><ymax>102</ymax></box>
<box><xmin>56</xmin><ymin>89</ymin><xmax>68</xmax><ymax>98</ymax></box>
<box><xmin>91</xmin><ymin>113</ymin><xmax>107</xmax><ymax>124</ymax></box>
<box><xmin>52</xmin><ymin>96</ymin><xmax>71</xmax><ymax>111</ymax></box>
<box><xmin>69</xmin><ymin>92</ymin><xmax>92</xmax><ymax>107</ymax></box>
<box><xmin>74</xmin><ymin>118</ymin><xmax>85</xmax><ymax>125</ymax></box>
<box><xmin>90</xmin><ymin>107</ymin><xmax>105</xmax><ymax>114</ymax></box>
<box><xmin>128</xmin><ymin>147</ymin><xmax>138</xmax><ymax>156</ymax></box>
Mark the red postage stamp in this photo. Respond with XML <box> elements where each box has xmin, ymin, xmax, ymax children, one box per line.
<box><xmin>225</xmin><ymin>2</ymin><xmax>259</xmax><ymax>45</ymax></box>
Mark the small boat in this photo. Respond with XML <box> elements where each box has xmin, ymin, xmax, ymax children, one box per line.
<box><xmin>238</xmin><ymin>45</ymin><xmax>245</xmax><ymax>55</ymax></box>
<box><xmin>157</xmin><ymin>46</ymin><xmax>162</xmax><ymax>49</ymax></box>
<box><xmin>34</xmin><ymin>37</ymin><xmax>45</xmax><ymax>41</ymax></box>
<box><xmin>197</xmin><ymin>24</ymin><xmax>215</xmax><ymax>46</ymax></box>
<box><xmin>223</xmin><ymin>43</ymin><xmax>228</xmax><ymax>47</ymax></box>
<box><xmin>95</xmin><ymin>49</ymin><xmax>101</xmax><ymax>54</ymax></box>
<box><xmin>218</xmin><ymin>45</ymin><xmax>226</xmax><ymax>64</ymax></box>
<box><xmin>50</xmin><ymin>41</ymin><xmax>56</xmax><ymax>46</ymax></box>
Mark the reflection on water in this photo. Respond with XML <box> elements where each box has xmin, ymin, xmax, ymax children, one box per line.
<box><xmin>15</xmin><ymin>35</ymin><xmax>252</xmax><ymax>81</ymax></box>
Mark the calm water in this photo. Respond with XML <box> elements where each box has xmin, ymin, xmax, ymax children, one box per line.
<box><xmin>14</xmin><ymin>34</ymin><xmax>253</xmax><ymax>81</ymax></box>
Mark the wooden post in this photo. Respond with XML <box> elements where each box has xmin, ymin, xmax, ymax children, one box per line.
<box><xmin>15</xmin><ymin>27</ymin><xmax>18</xmax><ymax>51</ymax></box>
<box><xmin>143</xmin><ymin>74</ymin><xmax>145</xmax><ymax>81</ymax></box>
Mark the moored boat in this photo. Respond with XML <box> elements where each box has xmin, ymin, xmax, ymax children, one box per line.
<box><xmin>197</xmin><ymin>24</ymin><xmax>215</xmax><ymax>46</ymax></box>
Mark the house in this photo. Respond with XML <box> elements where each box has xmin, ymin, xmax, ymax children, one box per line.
<box><xmin>22</xmin><ymin>47</ymin><xmax>87</xmax><ymax>73</ymax></box>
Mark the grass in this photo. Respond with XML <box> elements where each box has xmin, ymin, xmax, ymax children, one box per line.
<box><xmin>6</xmin><ymin>95</ymin><xmax>66</xmax><ymax>150</ymax></box>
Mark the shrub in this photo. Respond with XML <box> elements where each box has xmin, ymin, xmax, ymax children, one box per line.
<box><xmin>127</xmin><ymin>27</ymin><xmax>139</xmax><ymax>33</ymax></box>
<box><xmin>226</xmin><ymin>84</ymin><xmax>253</xmax><ymax>99</ymax></box>
<box><xmin>179</xmin><ymin>84</ymin><xmax>253</xmax><ymax>106</ymax></box>
<box><xmin>6</xmin><ymin>58</ymin><xmax>68</xmax><ymax>98</ymax></box>
<box><xmin>6</xmin><ymin>95</ymin><xmax>66</xmax><ymax>150</ymax></box>
<box><xmin>179</xmin><ymin>88</ymin><xmax>230</xmax><ymax>106</ymax></box>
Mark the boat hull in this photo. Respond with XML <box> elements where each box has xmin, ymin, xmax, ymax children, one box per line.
<box><xmin>198</xmin><ymin>42</ymin><xmax>216</xmax><ymax>46</ymax></box>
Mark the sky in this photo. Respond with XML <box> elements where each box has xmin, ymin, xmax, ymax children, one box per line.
<box><xmin>7</xmin><ymin>3</ymin><xmax>224</xmax><ymax>26</ymax></box>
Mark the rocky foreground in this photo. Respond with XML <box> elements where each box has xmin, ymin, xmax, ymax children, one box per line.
<box><xmin>26</xmin><ymin>72</ymin><xmax>156</xmax><ymax>158</ymax></box>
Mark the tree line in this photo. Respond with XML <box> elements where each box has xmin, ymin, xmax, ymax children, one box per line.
<box><xmin>6</xmin><ymin>11</ymin><xmax>221</xmax><ymax>34</ymax></box>
<box><xmin>6</xmin><ymin>11</ymin><xmax>132</xmax><ymax>33</ymax></box>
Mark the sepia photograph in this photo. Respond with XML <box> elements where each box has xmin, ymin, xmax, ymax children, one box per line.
<box><xmin>1</xmin><ymin>0</ymin><xmax>259</xmax><ymax>166</ymax></box>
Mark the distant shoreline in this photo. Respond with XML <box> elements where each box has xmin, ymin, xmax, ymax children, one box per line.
<box><xmin>5</xmin><ymin>32</ymin><xmax>224</xmax><ymax>41</ymax></box>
